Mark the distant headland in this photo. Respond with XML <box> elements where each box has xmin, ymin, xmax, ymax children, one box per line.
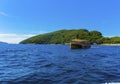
<box><xmin>20</xmin><ymin>29</ymin><xmax>120</xmax><ymax>44</ymax></box>
<box><xmin>0</xmin><ymin>41</ymin><xmax>8</xmax><ymax>44</ymax></box>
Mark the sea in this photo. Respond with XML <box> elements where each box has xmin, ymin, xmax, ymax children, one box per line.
<box><xmin>0</xmin><ymin>44</ymin><xmax>120</xmax><ymax>84</ymax></box>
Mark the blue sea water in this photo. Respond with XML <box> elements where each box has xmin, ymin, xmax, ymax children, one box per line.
<box><xmin>0</xmin><ymin>44</ymin><xmax>120</xmax><ymax>84</ymax></box>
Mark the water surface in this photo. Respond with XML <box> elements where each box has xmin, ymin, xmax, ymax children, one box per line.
<box><xmin>0</xmin><ymin>44</ymin><xmax>120</xmax><ymax>84</ymax></box>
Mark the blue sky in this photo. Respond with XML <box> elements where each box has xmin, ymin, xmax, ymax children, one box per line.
<box><xmin>0</xmin><ymin>0</ymin><xmax>120</xmax><ymax>43</ymax></box>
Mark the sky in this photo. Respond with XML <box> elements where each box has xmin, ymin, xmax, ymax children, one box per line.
<box><xmin>0</xmin><ymin>0</ymin><xmax>120</xmax><ymax>43</ymax></box>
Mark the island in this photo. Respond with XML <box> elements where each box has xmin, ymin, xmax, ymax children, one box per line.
<box><xmin>20</xmin><ymin>29</ymin><xmax>120</xmax><ymax>44</ymax></box>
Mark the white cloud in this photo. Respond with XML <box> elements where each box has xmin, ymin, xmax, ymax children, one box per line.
<box><xmin>0</xmin><ymin>34</ymin><xmax>17</xmax><ymax>37</ymax></box>
<box><xmin>22</xmin><ymin>34</ymin><xmax>36</xmax><ymax>37</ymax></box>
<box><xmin>0</xmin><ymin>33</ymin><xmax>36</xmax><ymax>44</ymax></box>
<box><xmin>0</xmin><ymin>11</ymin><xmax>8</xmax><ymax>16</ymax></box>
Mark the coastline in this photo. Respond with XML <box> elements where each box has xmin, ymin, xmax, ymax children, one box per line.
<box><xmin>101</xmin><ymin>44</ymin><xmax>120</xmax><ymax>46</ymax></box>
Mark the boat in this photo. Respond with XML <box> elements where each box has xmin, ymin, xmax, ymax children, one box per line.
<box><xmin>70</xmin><ymin>39</ymin><xmax>91</xmax><ymax>49</ymax></box>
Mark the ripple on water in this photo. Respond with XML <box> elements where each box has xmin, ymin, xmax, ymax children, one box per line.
<box><xmin>0</xmin><ymin>44</ymin><xmax>120</xmax><ymax>84</ymax></box>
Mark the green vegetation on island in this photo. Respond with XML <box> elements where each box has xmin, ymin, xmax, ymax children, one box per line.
<box><xmin>20</xmin><ymin>29</ymin><xmax>120</xmax><ymax>44</ymax></box>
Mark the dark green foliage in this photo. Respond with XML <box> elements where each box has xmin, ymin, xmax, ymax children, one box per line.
<box><xmin>98</xmin><ymin>37</ymin><xmax>120</xmax><ymax>44</ymax></box>
<box><xmin>109</xmin><ymin>37</ymin><xmax>120</xmax><ymax>44</ymax></box>
<box><xmin>89</xmin><ymin>30</ymin><xmax>102</xmax><ymax>44</ymax></box>
<box><xmin>20</xmin><ymin>29</ymin><xmax>120</xmax><ymax>44</ymax></box>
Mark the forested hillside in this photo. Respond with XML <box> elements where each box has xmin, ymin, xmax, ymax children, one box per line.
<box><xmin>20</xmin><ymin>29</ymin><xmax>120</xmax><ymax>44</ymax></box>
